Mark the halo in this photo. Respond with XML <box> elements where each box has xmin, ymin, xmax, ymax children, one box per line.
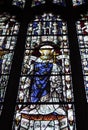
<box><xmin>32</xmin><ymin>41</ymin><xmax>60</xmax><ymax>57</ymax></box>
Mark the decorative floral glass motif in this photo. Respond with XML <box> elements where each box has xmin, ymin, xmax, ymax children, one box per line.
<box><xmin>32</xmin><ymin>0</ymin><xmax>45</xmax><ymax>7</ymax></box>
<box><xmin>12</xmin><ymin>0</ymin><xmax>26</xmax><ymax>8</ymax></box>
<box><xmin>0</xmin><ymin>13</ymin><xmax>20</xmax><ymax>105</ymax></box>
<box><xmin>72</xmin><ymin>0</ymin><xmax>86</xmax><ymax>6</ymax></box>
<box><xmin>13</xmin><ymin>13</ymin><xmax>76</xmax><ymax>130</ymax></box>
<box><xmin>76</xmin><ymin>12</ymin><xmax>88</xmax><ymax>102</ymax></box>
<box><xmin>53</xmin><ymin>0</ymin><xmax>66</xmax><ymax>6</ymax></box>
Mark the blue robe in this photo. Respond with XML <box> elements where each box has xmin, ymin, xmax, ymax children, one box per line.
<box><xmin>30</xmin><ymin>62</ymin><xmax>53</xmax><ymax>102</ymax></box>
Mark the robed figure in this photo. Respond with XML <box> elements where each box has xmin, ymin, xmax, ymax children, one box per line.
<box><xmin>26</xmin><ymin>42</ymin><xmax>63</xmax><ymax>102</ymax></box>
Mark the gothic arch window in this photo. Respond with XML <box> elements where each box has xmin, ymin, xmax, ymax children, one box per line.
<box><xmin>12</xmin><ymin>13</ymin><xmax>76</xmax><ymax>129</ymax></box>
<box><xmin>76</xmin><ymin>12</ymin><xmax>88</xmax><ymax>102</ymax></box>
<box><xmin>0</xmin><ymin>0</ymin><xmax>88</xmax><ymax>130</ymax></box>
<box><xmin>0</xmin><ymin>12</ymin><xmax>20</xmax><ymax>114</ymax></box>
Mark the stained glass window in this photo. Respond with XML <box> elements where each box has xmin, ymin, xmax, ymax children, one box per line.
<box><xmin>72</xmin><ymin>0</ymin><xmax>86</xmax><ymax>6</ymax></box>
<box><xmin>53</xmin><ymin>0</ymin><xmax>66</xmax><ymax>6</ymax></box>
<box><xmin>12</xmin><ymin>0</ymin><xmax>26</xmax><ymax>8</ymax></box>
<box><xmin>0</xmin><ymin>13</ymin><xmax>20</xmax><ymax>112</ymax></box>
<box><xmin>32</xmin><ymin>0</ymin><xmax>46</xmax><ymax>7</ymax></box>
<box><xmin>12</xmin><ymin>13</ymin><xmax>76</xmax><ymax>130</ymax></box>
<box><xmin>76</xmin><ymin>12</ymin><xmax>88</xmax><ymax>102</ymax></box>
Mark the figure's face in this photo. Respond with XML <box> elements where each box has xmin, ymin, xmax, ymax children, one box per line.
<box><xmin>39</xmin><ymin>45</ymin><xmax>54</xmax><ymax>56</ymax></box>
<box><xmin>40</xmin><ymin>49</ymin><xmax>53</xmax><ymax>56</ymax></box>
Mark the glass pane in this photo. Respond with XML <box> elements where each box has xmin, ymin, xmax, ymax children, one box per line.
<box><xmin>13</xmin><ymin>104</ymin><xmax>76</xmax><ymax>130</ymax></box>
<box><xmin>0</xmin><ymin>76</ymin><xmax>9</xmax><ymax>102</ymax></box>
<box><xmin>17</xmin><ymin>50</ymin><xmax>73</xmax><ymax>103</ymax></box>
<box><xmin>32</xmin><ymin>0</ymin><xmax>46</xmax><ymax>7</ymax></box>
<box><xmin>53</xmin><ymin>0</ymin><xmax>66</xmax><ymax>6</ymax></box>
<box><xmin>19</xmin><ymin>14</ymin><xmax>73</xmax><ymax>103</ymax></box>
<box><xmin>72</xmin><ymin>0</ymin><xmax>86</xmax><ymax>6</ymax></box>
<box><xmin>76</xmin><ymin>12</ymin><xmax>88</xmax><ymax>102</ymax></box>
<box><xmin>13</xmin><ymin>13</ymin><xmax>76</xmax><ymax>129</ymax></box>
<box><xmin>12</xmin><ymin>0</ymin><xmax>26</xmax><ymax>8</ymax></box>
<box><xmin>0</xmin><ymin>13</ymin><xmax>20</xmax><ymax>109</ymax></box>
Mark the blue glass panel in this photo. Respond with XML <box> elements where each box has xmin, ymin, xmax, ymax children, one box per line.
<box><xmin>27</xmin><ymin>14</ymin><xmax>67</xmax><ymax>35</ymax></box>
